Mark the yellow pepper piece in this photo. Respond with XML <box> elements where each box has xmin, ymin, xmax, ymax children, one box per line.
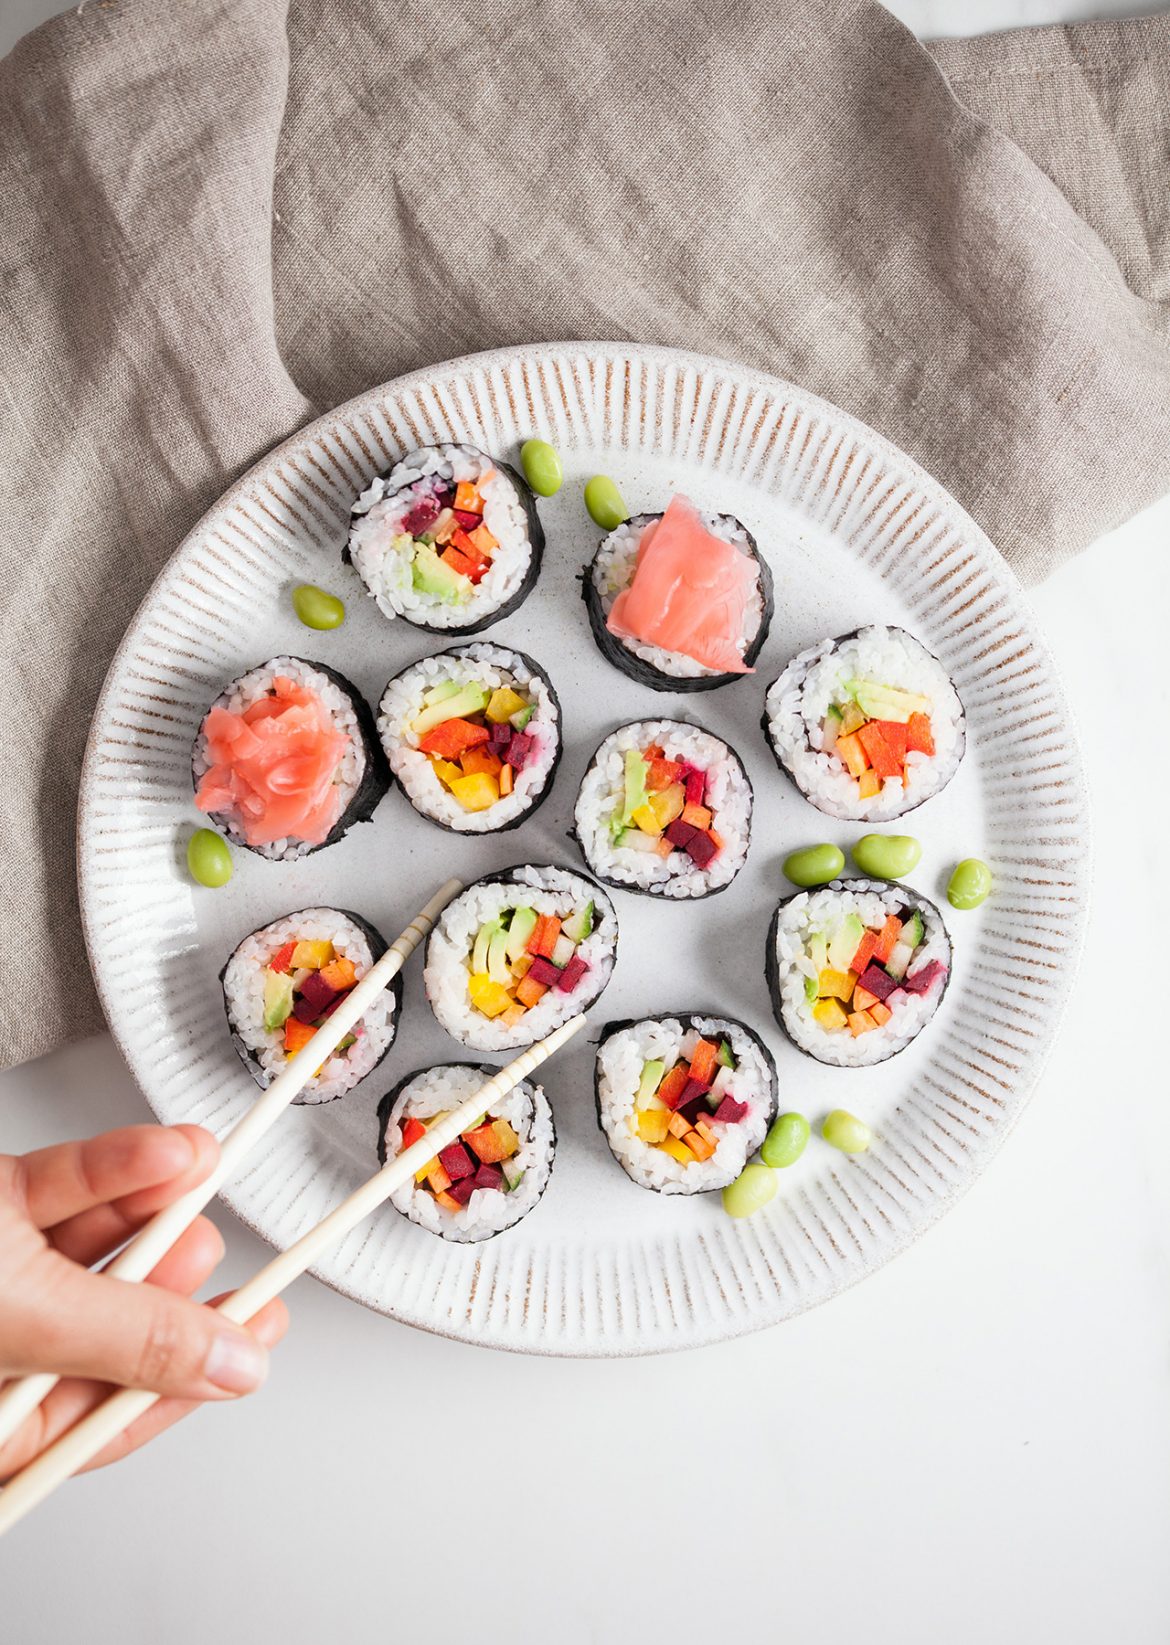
<box><xmin>290</xmin><ymin>939</ymin><xmax>334</xmax><ymax>970</ymax></box>
<box><xmin>812</xmin><ymin>997</ymin><xmax>849</xmax><ymax>1032</ymax></box>
<box><xmin>491</xmin><ymin>1118</ymin><xmax>521</xmax><ymax>1157</ymax></box>
<box><xmin>449</xmin><ymin>772</ymin><xmax>500</xmax><ymax>811</ymax></box>
<box><xmin>431</xmin><ymin>758</ymin><xmax>463</xmax><ymax>789</ymax></box>
<box><xmin>857</xmin><ymin>769</ymin><xmax>881</xmax><ymax>800</ymax></box>
<box><xmin>468</xmin><ymin>972</ymin><xmax>514</xmax><ymax>1018</ymax></box>
<box><xmin>632</xmin><ymin>1110</ymin><xmax>671</xmax><ymax>1143</ymax></box>
<box><xmin>817</xmin><ymin>968</ymin><xmax>857</xmax><ymax>1001</ymax></box>
<box><xmin>659</xmin><ymin>1134</ymin><xmax>697</xmax><ymax>1166</ymax></box>
<box><xmin>485</xmin><ymin>687</ymin><xmax>528</xmax><ymax>725</ymax></box>
<box><xmin>630</xmin><ymin>803</ymin><xmax>663</xmax><ymax>836</ymax></box>
<box><xmin>647</xmin><ymin>784</ymin><xmax>686</xmax><ymax>828</ymax></box>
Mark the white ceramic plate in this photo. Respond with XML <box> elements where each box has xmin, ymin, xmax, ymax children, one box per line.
<box><xmin>79</xmin><ymin>343</ymin><xmax>1090</xmax><ymax>1356</ymax></box>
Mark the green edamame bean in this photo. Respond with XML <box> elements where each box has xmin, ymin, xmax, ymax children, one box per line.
<box><xmin>722</xmin><ymin>1162</ymin><xmax>779</xmax><ymax>1219</ymax></box>
<box><xmin>948</xmin><ymin>857</ymin><xmax>992</xmax><ymax>910</ymax></box>
<box><xmin>187</xmin><ymin>828</ymin><xmax>233</xmax><ymax>889</ymax></box>
<box><xmin>292</xmin><ymin>584</ymin><xmax>345</xmax><ymax>631</ymax></box>
<box><xmin>822</xmin><ymin>1109</ymin><xmax>872</xmax><ymax>1155</ymax></box>
<box><xmin>519</xmin><ymin>438</ymin><xmax>563</xmax><ymax>498</ymax></box>
<box><xmin>852</xmin><ymin>832</ymin><xmax>922</xmax><ymax>880</ymax></box>
<box><xmin>584</xmin><ymin>474</ymin><xmax>629</xmax><ymax>531</ymax></box>
<box><xmin>761</xmin><ymin>1111</ymin><xmax>810</xmax><ymax>1169</ymax></box>
<box><xmin>783</xmin><ymin>843</ymin><xmax>845</xmax><ymax>888</ymax></box>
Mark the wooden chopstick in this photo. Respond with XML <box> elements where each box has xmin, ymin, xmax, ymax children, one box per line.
<box><xmin>0</xmin><ymin>877</ymin><xmax>463</xmax><ymax>1453</ymax></box>
<box><xmin>0</xmin><ymin>1013</ymin><xmax>585</xmax><ymax>1536</ymax></box>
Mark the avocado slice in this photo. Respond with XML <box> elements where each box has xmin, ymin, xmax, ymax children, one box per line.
<box><xmin>809</xmin><ymin>930</ymin><xmax>829</xmax><ymax>972</ymax></box>
<box><xmin>717</xmin><ymin>1039</ymin><xmax>736</xmax><ymax>1070</ymax></box>
<box><xmin>263</xmin><ymin>970</ymin><xmax>295</xmax><ymax>1031</ymax></box>
<box><xmin>828</xmin><ymin>913</ymin><xmax>864</xmax><ymax>972</ymax></box>
<box><xmin>422</xmin><ymin>679</ymin><xmax>466</xmax><ymax>709</ymax></box>
<box><xmin>510</xmin><ymin>704</ymin><xmax>535</xmax><ymax>731</ymax></box>
<box><xmin>561</xmin><ymin>901</ymin><xmax>594</xmax><ymax>944</ymax></box>
<box><xmin>411</xmin><ymin>543</ymin><xmax>468</xmax><ymax>602</ymax></box>
<box><xmin>902</xmin><ymin>909</ymin><xmax>924</xmax><ymax>950</ymax></box>
<box><xmin>845</xmin><ymin>678</ymin><xmax>931</xmax><ymax>724</ymax></box>
<box><xmin>487</xmin><ymin>928</ymin><xmax>513</xmax><ymax>988</ymax></box>
<box><xmin>411</xmin><ymin>682</ymin><xmax>490</xmax><ymax>736</ymax></box>
<box><xmin>471</xmin><ymin>919</ymin><xmax>501</xmax><ymax>975</ymax></box>
<box><xmin>636</xmin><ymin>1059</ymin><xmax>666</xmax><ymax>1109</ymax></box>
<box><xmin>622</xmin><ymin>750</ymin><xmax>650</xmax><ymax>825</ymax></box>
<box><xmin>504</xmin><ymin>907</ymin><xmax>538</xmax><ymax>961</ymax></box>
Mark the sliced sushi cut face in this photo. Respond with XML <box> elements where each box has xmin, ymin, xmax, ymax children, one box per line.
<box><xmin>378</xmin><ymin>642</ymin><xmax>561</xmax><ymax>833</ymax></box>
<box><xmin>574</xmin><ymin>719</ymin><xmax>752</xmax><ymax>899</ymax></box>
<box><xmin>766</xmin><ymin>878</ymin><xmax>951</xmax><ymax>1067</ymax></box>
<box><xmin>346</xmin><ymin>443</ymin><xmax>544</xmax><ymax>634</ymax></box>
<box><xmin>584</xmin><ymin>498</ymin><xmax>773</xmax><ymax>690</ymax></box>
<box><xmin>192</xmin><ymin>656</ymin><xmax>389</xmax><ymax>860</ymax></box>
<box><xmin>763</xmin><ymin>624</ymin><xmax>965</xmax><ymax>822</ymax></box>
<box><xmin>220</xmin><ymin>907</ymin><xmax>399</xmax><ymax>1104</ymax></box>
<box><xmin>595</xmin><ymin>1014</ymin><xmax>777</xmax><ymax>1195</ymax></box>
<box><xmin>424</xmin><ymin>864</ymin><xmax>618</xmax><ymax>1053</ymax></box>
<box><xmin>377</xmin><ymin>1062</ymin><xmax>555</xmax><ymax>1242</ymax></box>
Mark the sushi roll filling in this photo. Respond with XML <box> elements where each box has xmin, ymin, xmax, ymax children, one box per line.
<box><xmin>465</xmin><ymin>898</ymin><xmax>595</xmax><ymax>1027</ymax></box>
<box><xmin>395</xmin><ymin>1108</ymin><xmax>526</xmax><ymax>1214</ymax></box>
<box><xmin>628</xmin><ymin>1034</ymin><xmax>749</xmax><ymax>1166</ymax></box>
<box><xmin>609</xmin><ymin>737</ymin><xmax>724</xmax><ymax>871</ymax></box>
<box><xmin>800</xmin><ymin>902</ymin><xmax>947</xmax><ymax>1040</ymax></box>
<box><xmin>402</xmin><ymin>676</ymin><xmax>536</xmax><ymax>813</ymax></box>
<box><xmin>819</xmin><ymin>681</ymin><xmax>936</xmax><ymax>804</ymax></box>
<box><xmin>259</xmin><ymin>935</ymin><xmax>363</xmax><ymax>1058</ymax></box>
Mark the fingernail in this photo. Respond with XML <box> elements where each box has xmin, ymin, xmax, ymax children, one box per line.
<box><xmin>204</xmin><ymin>1331</ymin><xmax>269</xmax><ymax>1394</ymax></box>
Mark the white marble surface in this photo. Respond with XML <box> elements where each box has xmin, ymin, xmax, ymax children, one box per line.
<box><xmin>3</xmin><ymin>1</ymin><xmax>1169</xmax><ymax>1641</ymax></box>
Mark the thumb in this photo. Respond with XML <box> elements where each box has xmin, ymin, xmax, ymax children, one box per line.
<box><xmin>12</xmin><ymin>1253</ymin><xmax>270</xmax><ymax>1400</ymax></box>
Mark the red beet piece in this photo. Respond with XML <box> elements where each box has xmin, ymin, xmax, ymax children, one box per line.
<box><xmin>473</xmin><ymin>1163</ymin><xmax>504</xmax><ymax>1192</ymax></box>
<box><xmin>292</xmin><ymin>994</ymin><xmax>322</xmax><ymax>1024</ymax></box>
<box><xmin>663</xmin><ymin>818</ymin><xmax>697</xmax><ymax>850</ymax></box>
<box><xmin>402</xmin><ymin>494</ymin><xmax>441</xmax><ymax>536</ymax></box>
<box><xmin>680</xmin><ymin>764</ymin><xmax>707</xmax><ymax>806</ymax></box>
<box><xmin>679</xmin><ymin>1076</ymin><xmax>710</xmax><ymax>1105</ymax></box>
<box><xmin>713</xmin><ymin>1096</ymin><xmax>748</xmax><ymax>1124</ymax></box>
<box><xmin>508</xmin><ymin>730</ymin><xmax>534</xmax><ymax>771</ymax></box>
<box><xmin>489</xmin><ymin>720</ymin><xmax>513</xmax><ymax>752</ymax></box>
<box><xmin>903</xmin><ymin>960</ymin><xmax>946</xmax><ymax>995</ymax></box>
<box><xmin>555</xmin><ymin>954</ymin><xmax>590</xmax><ymax>993</ymax></box>
<box><xmin>453</xmin><ymin>507</ymin><xmax>483</xmax><ymax>530</ymax></box>
<box><xmin>438</xmin><ymin>1142</ymin><xmax>474</xmax><ymax>1182</ymax></box>
<box><xmin>859</xmin><ymin>963</ymin><xmax>898</xmax><ymax>1002</ymax></box>
<box><xmin>527</xmin><ymin>955</ymin><xmax>562</xmax><ymax>988</ymax></box>
<box><xmin>685</xmin><ymin>831</ymin><xmax>718</xmax><ymax>869</ymax></box>
<box><xmin>678</xmin><ymin>1097</ymin><xmax>710</xmax><ymax>1125</ymax></box>
<box><xmin>448</xmin><ymin>1176</ymin><xmax>478</xmax><ymax>1205</ymax></box>
<box><xmin>298</xmin><ymin>971</ymin><xmax>337</xmax><ymax>1012</ymax></box>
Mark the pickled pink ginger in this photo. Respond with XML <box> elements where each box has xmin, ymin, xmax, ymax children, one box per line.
<box><xmin>605</xmin><ymin>496</ymin><xmax>757</xmax><ymax>674</ymax></box>
<box><xmin>195</xmin><ymin>677</ymin><xmax>350</xmax><ymax>847</ymax></box>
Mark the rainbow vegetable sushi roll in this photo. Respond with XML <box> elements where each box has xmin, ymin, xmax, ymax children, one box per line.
<box><xmin>424</xmin><ymin>865</ymin><xmax>617</xmax><ymax>1053</ymax></box>
<box><xmin>763</xmin><ymin>625</ymin><xmax>965</xmax><ymax>821</ymax></box>
<box><xmin>583</xmin><ymin>495</ymin><xmax>773</xmax><ymax>690</ymax></box>
<box><xmin>573</xmin><ymin>719</ymin><xmax>752</xmax><ymax>899</ymax></box>
<box><xmin>376</xmin><ymin>1062</ymin><xmax>555</xmax><ymax>1242</ymax></box>
<box><xmin>766</xmin><ymin>878</ymin><xmax>951</xmax><ymax>1067</ymax></box>
<box><xmin>377</xmin><ymin>642</ymin><xmax>561</xmax><ymax>833</ymax></box>
<box><xmin>192</xmin><ymin>657</ymin><xmax>389</xmax><ymax>859</ymax></box>
<box><xmin>595</xmin><ymin>1014</ymin><xmax>776</xmax><ymax>1194</ymax></box>
<box><xmin>221</xmin><ymin>907</ymin><xmax>400</xmax><ymax>1103</ymax></box>
<box><xmin>345</xmin><ymin>443</ymin><xmax>544</xmax><ymax>635</ymax></box>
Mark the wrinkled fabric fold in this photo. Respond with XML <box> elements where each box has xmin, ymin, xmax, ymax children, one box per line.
<box><xmin>0</xmin><ymin>0</ymin><xmax>1167</xmax><ymax>1066</ymax></box>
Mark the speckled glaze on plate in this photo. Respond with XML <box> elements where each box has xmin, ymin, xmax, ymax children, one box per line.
<box><xmin>78</xmin><ymin>343</ymin><xmax>1090</xmax><ymax>1356</ymax></box>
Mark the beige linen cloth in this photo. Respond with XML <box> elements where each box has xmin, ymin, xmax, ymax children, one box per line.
<box><xmin>1</xmin><ymin>0</ymin><xmax>1167</xmax><ymax>1068</ymax></box>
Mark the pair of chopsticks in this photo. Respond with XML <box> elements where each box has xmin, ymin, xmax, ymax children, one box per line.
<box><xmin>0</xmin><ymin>877</ymin><xmax>586</xmax><ymax>1535</ymax></box>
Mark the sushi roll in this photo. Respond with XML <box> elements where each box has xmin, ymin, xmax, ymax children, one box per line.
<box><xmin>763</xmin><ymin>624</ymin><xmax>965</xmax><ymax>821</ymax></box>
<box><xmin>221</xmin><ymin>907</ymin><xmax>400</xmax><ymax>1103</ymax></box>
<box><xmin>345</xmin><ymin>443</ymin><xmax>544</xmax><ymax>635</ymax></box>
<box><xmin>582</xmin><ymin>494</ymin><xmax>773</xmax><ymax>691</ymax></box>
<box><xmin>594</xmin><ymin>1013</ymin><xmax>777</xmax><ymax>1195</ymax></box>
<box><xmin>766</xmin><ymin>878</ymin><xmax>951</xmax><ymax>1067</ymax></box>
<box><xmin>424</xmin><ymin>864</ymin><xmax>617</xmax><ymax>1052</ymax></box>
<box><xmin>573</xmin><ymin>719</ymin><xmax>752</xmax><ymax>899</ymax></box>
<box><xmin>376</xmin><ymin>1062</ymin><xmax>555</xmax><ymax>1242</ymax></box>
<box><xmin>193</xmin><ymin>657</ymin><xmax>389</xmax><ymax>859</ymax></box>
<box><xmin>377</xmin><ymin>642</ymin><xmax>561</xmax><ymax>832</ymax></box>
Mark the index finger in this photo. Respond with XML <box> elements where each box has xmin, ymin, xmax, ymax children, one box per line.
<box><xmin>7</xmin><ymin>1126</ymin><xmax>218</xmax><ymax>1230</ymax></box>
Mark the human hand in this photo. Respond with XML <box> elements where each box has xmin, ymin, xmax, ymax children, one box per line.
<box><xmin>0</xmin><ymin>1125</ymin><xmax>288</xmax><ymax>1481</ymax></box>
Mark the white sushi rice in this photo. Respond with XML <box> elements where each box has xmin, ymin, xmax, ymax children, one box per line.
<box><xmin>349</xmin><ymin>444</ymin><xmax>534</xmax><ymax>628</ymax></box>
<box><xmin>425</xmin><ymin>866</ymin><xmax>616</xmax><ymax>1053</ymax></box>
<box><xmin>222</xmin><ymin>908</ymin><xmax>397</xmax><ymax>1103</ymax></box>
<box><xmin>192</xmin><ymin>657</ymin><xmax>366</xmax><ymax>861</ymax></box>
<box><xmin>574</xmin><ymin>719</ymin><xmax>752</xmax><ymax>898</ymax></box>
<box><xmin>596</xmin><ymin>1015</ymin><xmax>775</xmax><ymax>1194</ymax></box>
<box><xmin>772</xmin><ymin>881</ymin><xmax>951</xmax><ymax>1068</ymax></box>
<box><xmin>383</xmin><ymin>1064</ymin><xmax>554</xmax><ymax>1242</ymax></box>
<box><xmin>591</xmin><ymin>511</ymin><xmax>765</xmax><ymax>678</ymax></box>
<box><xmin>377</xmin><ymin>643</ymin><xmax>559</xmax><ymax>832</ymax></box>
<box><xmin>764</xmin><ymin>625</ymin><xmax>964</xmax><ymax>822</ymax></box>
